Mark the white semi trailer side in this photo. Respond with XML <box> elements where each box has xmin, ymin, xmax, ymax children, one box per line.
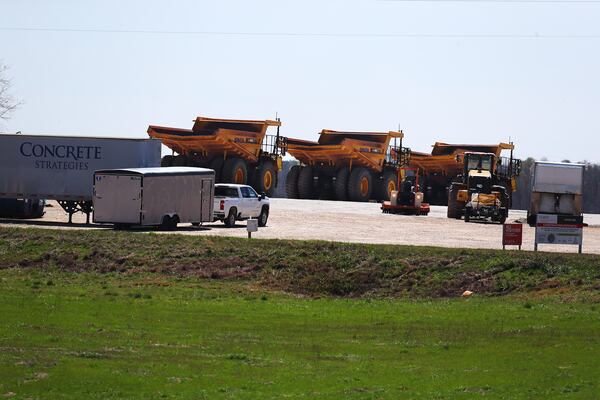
<box><xmin>0</xmin><ymin>134</ymin><xmax>161</xmax><ymax>222</ymax></box>
<box><xmin>527</xmin><ymin>161</ymin><xmax>584</xmax><ymax>226</ymax></box>
<box><xmin>93</xmin><ymin>167</ymin><xmax>214</xmax><ymax>230</ymax></box>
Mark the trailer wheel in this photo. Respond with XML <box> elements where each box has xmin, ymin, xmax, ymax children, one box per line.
<box><xmin>161</xmin><ymin>155</ymin><xmax>174</xmax><ymax>167</ymax></box>
<box><xmin>222</xmin><ymin>158</ymin><xmax>248</xmax><ymax>184</ymax></box>
<box><xmin>258</xmin><ymin>206</ymin><xmax>269</xmax><ymax>227</ymax></box>
<box><xmin>209</xmin><ymin>157</ymin><xmax>225</xmax><ymax>182</ymax></box>
<box><xmin>285</xmin><ymin>165</ymin><xmax>301</xmax><ymax>198</ymax></box>
<box><xmin>224</xmin><ymin>207</ymin><xmax>237</xmax><ymax>227</ymax></box>
<box><xmin>348</xmin><ymin>167</ymin><xmax>373</xmax><ymax>202</ymax></box>
<box><xmin>298</xmin><ymin>166</ymin><xmax>316</xmax><ymax>199</ymax></box>
<box><xmin>160</xmin><ymin>215</ymin><xmax>178</xmax><ymax>231</ymax></box>
<box><xmin>375</xmin><ymin>169</ymin><xmax>397</xmax><ymax>201</ymax></box>
<box><xmin>254</xmin><ymin>159</ymin><xmax>277</xmax><ymax>197</ymax></box>
<box><xmin>334</xmin><ymin>167</ymin><xmax>350</xmax><ymax>201</ymax></box>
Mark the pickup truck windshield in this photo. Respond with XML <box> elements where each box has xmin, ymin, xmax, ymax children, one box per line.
<box><xmin>215</xmin><ymin>187</ymin><xmax>239</xmax><ymax>197</ymax></box>
<box><xmin>241</xmin><ymin>187</ymin><xmax>258</xmax><ymax>198</ymax></box>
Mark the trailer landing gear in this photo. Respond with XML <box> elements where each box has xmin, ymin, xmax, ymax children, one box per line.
<box><xmin>58</xmin><ymin>200</ymin><xmax>93</xmax><ymax>224</ymax></box>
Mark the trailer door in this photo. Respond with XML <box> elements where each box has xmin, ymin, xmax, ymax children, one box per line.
<box><xmin>93</xmin><ymin>174</ymin><xmax>142</xmax><ymax>223</ymax></box>
<box><xmin>201</xmin><ymin>179</ymin><xmax>213</xmax><ymax>222</ymax></box>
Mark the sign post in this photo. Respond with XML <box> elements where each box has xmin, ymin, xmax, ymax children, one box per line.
<box><xmin>534</xmin><ymin>214</ymin><xmax>583</xmax><ymax>253</ymax></box>
<box><xmin>502</xmin><ymin>224</ymin><xmax>523</xmax><ymax>250</ymax></box>
<box><xmin>246</xmin><ymin>219</ymin><xmax>258</xmax><ymax>239</ymax></box>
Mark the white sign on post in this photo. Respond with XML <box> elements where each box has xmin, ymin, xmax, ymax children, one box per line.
<box><xmin>246</xmin><ymin>219</ymin><xmax>258</xmax><ymax>238</ymax></box>
<box><xmin>535</xmin><ymin>214</ymin><xmax>583</xmax><ymax>253</ymax></box>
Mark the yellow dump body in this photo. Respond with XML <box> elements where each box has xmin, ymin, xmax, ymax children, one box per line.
<box><xmin>409</xmin><ymin>142</ymin><xmax>514</xmax><ymax>176</ymax></box>
<box><xmin>286</xmin><ymin>130</ymin><xmax>404</xmax><ymax>172</ymax></box>
<box><xmin>147</xmin><ymin>117</ymin><xmax>281</xmax><ymax>163</ymax></box>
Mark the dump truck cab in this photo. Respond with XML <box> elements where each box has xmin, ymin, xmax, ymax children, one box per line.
<box><xmin>448</xmin><ymin>152</ymin><xmax>510</xmax><ymax>223</ymax></box>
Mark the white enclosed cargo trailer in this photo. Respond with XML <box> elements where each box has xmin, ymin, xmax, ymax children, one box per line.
<box><xmin>0</xmin><ymin>134</ymin><xmax>161</xmax><ymax>222</ymax></box>
<box><xmin>527</xmin><ymin>161</ymin><xmax>585</xmax><ymax>226</ymax></box>
<box><xmin>93</xmin><ymin>167</ymin><xmax>214</xmax><ymax>230</ymax></box>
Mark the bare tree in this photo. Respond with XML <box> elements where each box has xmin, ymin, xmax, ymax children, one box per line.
<box><xmin>0</xmin><ymin>63</ymin><xmax>21</xmax><ymax>121</ymax></box>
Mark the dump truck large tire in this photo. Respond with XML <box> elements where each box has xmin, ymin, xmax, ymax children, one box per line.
<box><xmin>285</xmin><ymin>165</ymin><xmax>301</xmax><ymax>198</ymax></box>
<box><xmin>298</xmin><ymin>166</ymin><xmax>316</xmax><ymax>199</ymax></box>
<box><xmin>161</xmin><ymin>155</ymin><xmax>174</xmax><ymax>167</ymax></box>
<box><xmin>447</xmin><ymin>184</ymin><xmax>459</xmax><ymax>219</ymax></box>
<box><xmin>172</xmin><ymin>155</ymin><xmax>188</xmax><ymax>166</ymax></box>
<box><xmin>209</xmin><ymin>158</ymin><xmax>225</xmax><ymax>182</ymax></box>
<box><xmin>334</xmin><ymin>167</ymin><xmax>349</xmax><ymax>201</ymax></box>
<box><xmin>375</xmin><ymin>170</ymin><xmax>397</xmax><ymax>201</ymax></box>
<box><xmin>253</xmin><ymin>159</ymin><xmax>277</xmax><ymax>197</ymax></box>
<box><xmin>348</xmin><ymin>167</ymin><xmax>373</xmax><ymax>202</ymax></box>
<box><xmin>222</xmin><ymin>158</ymin><xmax>248</xmax><ymax>184</ymax></box>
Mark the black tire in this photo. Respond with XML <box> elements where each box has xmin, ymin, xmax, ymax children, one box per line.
<box><xmin>161</xmin><ymin>155</ymin><xmax>174</xmax><ymax>167</ymax></box>
<box><xmin>172</xmin><ymin>155</ymin><xmax>188</xmax><ymax>166</ymax></box>
<box><xmin>224</xmin><ymin>207</ymin><xmax>237</xmax><ymax>227</ymax></box>
<box><xmin>254</xmin><ymin>159</ymin><xmax>277</xmax><ymax>197</ymax></box>
<box><xmin>375</xmin><ymin>169</ymin><xmax>398</xmax><ymax>201</ymax></box>
<box><xmin>464</xmin><ymin>209</ymin><xmax>471</xmax><ymax>223</ymax></box>
<box><xmin>209</xmin><ymin>158</ymin><xmax>225</xmax><ymax>182</ymax></box>
<box><xmin>160</xmin><ymin>215</ymin><xmax>178</xmax><ymax>231</ymax></box>
<box><xmin>447</xmin><ymin>183</ymin><xmax>463</xmax><ymax>219</ymax></box>
<box><xmin>258</xmin><ymin>206</ymin><xmax>269</xmax><ymax>227</ymax></box>
<box><xmin>285</xmin><ymin>165</ymin><xmax>301</xmax><ymax>199</ymax></box>
<box><xmin>222</xmin><ymin>158</ymin><xmax>248</xmax><ymax>184</ymax></box>
<box><xmin>334</xmin><ymin>167</ymin><xmax>350</xmax><ymax>201</ymax></box>
<box><xmin>348</xmin><ymin>167</ymin><xmax>373</xmax><ymax>202</ymax></box>
<box><xmin>297</xmin><ymin>166</ymin><xmax>315</xmax><ymax>199</ymax></box>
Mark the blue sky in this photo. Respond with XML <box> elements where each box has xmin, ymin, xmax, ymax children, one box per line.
<box><xmin>1</xmin><ymin>0</ymin><xmax>599</xmax><ymax>161</ymax></box>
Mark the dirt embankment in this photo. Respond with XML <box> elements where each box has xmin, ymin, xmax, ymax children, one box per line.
<box><xmin>1</xmin><ymin>227</ymin><xmax>599</xmax><ymax>299</ymax></box>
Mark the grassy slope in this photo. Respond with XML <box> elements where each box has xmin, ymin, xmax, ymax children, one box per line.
<box><xmin>0</xmin><ymin>227</ymin><xmax>599</xmax><ymax>399</ymax></box>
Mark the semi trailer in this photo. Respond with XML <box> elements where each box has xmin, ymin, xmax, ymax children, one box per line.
<box><xmin>527</xmin><ymin>161</ymin><xmax>584</xmax><ymax>226</ymax></box>
<box><xmin>147</xmin><ymin>116</ymin><xmax>287</xmax><ymax>197</ymax></box>
<box><xmin>0</xmin><ymin>134</ymin><xmax>161</xmax><ymax>222</ymax></box>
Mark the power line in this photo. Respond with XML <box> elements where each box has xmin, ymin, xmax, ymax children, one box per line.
<box><xmin>0</xmin><ymin>27</ymin><xmax>599</xmax><ymax>39</ymax></box>
<box><xmin>379</xmin><ymin>0</ymin><xmax>600</xmax><ymax>3</ymax></box>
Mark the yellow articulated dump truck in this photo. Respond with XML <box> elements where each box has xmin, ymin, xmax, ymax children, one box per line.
<box><xmin>409</xmin><ymin>142</ymin><xmax>521</xmax><ymax>211</ymax></box>
<box><xmin>285</xmin><ymin>130</ymin><xmax>409</xmax><ymax>202</ymax></box>
<box><xmin>147</xmin><ymin>116</ymin><xmax>287</xmax><ymax>197</ymax></box>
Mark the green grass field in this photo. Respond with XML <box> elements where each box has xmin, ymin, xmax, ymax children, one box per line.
<box><xmin>1</xmin><ymin>227</ymin><xmax>599</xmax><ymax>399</ymax></box>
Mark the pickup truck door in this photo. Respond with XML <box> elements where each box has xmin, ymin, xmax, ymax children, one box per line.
<box><xmin>240</xmin><ymin>186</ymin><xmax>261</xmax><ymax>217</ymax></box>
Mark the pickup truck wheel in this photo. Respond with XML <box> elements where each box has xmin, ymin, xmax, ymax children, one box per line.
<box><xmin>224</xmin><ymin>208</ymin><xmax>237</xmax><ymax>227</ymax></box>
<box><xmin>258</xmin><ymin>206</ymin><xmax>269</xmax><ymax>227</ymax></box>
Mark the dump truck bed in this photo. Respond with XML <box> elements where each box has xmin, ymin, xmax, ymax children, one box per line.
<box><xmin>148</xmin><ymin>117</ymin><xmax>281</xmax><ymax>162</ymax></box>
<box><xmin>286</xmin><ymin>130</ymin><xmax>405</xmax><ymax>172</ymax></box>
<box><xmin>409</xmin><ymin>142</ymin><xmax>515</xmax><ymax>176</ymax></box>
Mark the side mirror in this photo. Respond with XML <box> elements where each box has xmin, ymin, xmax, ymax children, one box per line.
<box><xmin>259</xmin><ymin>193</ymin><xmax>266</xmax><ymax>200</ymax></box>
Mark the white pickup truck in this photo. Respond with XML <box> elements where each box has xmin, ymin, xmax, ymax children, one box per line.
<box><xmin>213</xmin><ymin>184</ymin><xmax>270</xmax><ymax>227</ymax></box>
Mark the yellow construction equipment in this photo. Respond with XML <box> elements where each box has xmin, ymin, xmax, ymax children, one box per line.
<box><xmin>285</xmin><ymin>130</ymin><xmax>409</xmax><ymax>201</ymax></box>
<box><xmin>147</xmin><ymin>116</ymin><xmax>287</xmax><ymax>196</ymax></box>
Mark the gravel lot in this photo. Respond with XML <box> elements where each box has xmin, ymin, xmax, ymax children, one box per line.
<box><xmin>2</xmin><ymin>199</ymin><xmax>599</xmax><ymax>254</ymax></box>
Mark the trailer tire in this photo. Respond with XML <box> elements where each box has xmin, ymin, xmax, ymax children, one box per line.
<box><xmin>375</xmin><ymin>169</ymin><xmax>397</xmax><ymax>201</ymax></box>
<box><xmin>334</xmin><ymin>167</ymin><xmax>350</xmax><ymax>201</ymax></box>
<box><xmin>222</xmin><ymin>158</ymin><xmax>248</xmax><ymax>184</ymax></box>
<box><xmin>258</xmin><ymin>206</ymin><xmax>269</xmax><ymax>227</ymax></box>
<box><xmin>285</xmin><ymin>165</ymin><xmax>301</xmax><ymax>199</ymax></box>
<box><xmin>161</xmin><ymin>155</ymin><xmax>174</xmax><ymax>167</ymax></box>
<box><xmin>298</xmin><ymin>166</ymin><xmax>316</xmax><ymax>199</ymax></box>
<box><xmin>224</xmin><ymin>207</ymin><xmax>237</xmax><ymax>227</ymax></box>
<box><xmin>254</xmin><ymin>159</ymin><xmax>277</xmax><ymax>197</ymax></box>
<box><xmin>209</xmin><ymin>157</ymin><xmax>225</xmax><ymax>182</ymax></box>
<box><xmin>160</xmin><ymin>215</ymin><xmax>178</xmax><ymax>231</ymax></box>
<box><xmin>348</xmin><ymin>167</ymin><xmax>373</xmax><ymax>202</ymax></box>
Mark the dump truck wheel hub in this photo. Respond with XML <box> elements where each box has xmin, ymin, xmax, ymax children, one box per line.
<box><xmin>263</xmin><ymin>170</ymin><xmax>273</xmax><ymax>191</ymax></box>
<box><xmin>234</xmin><ymin>168</ymin><xmax>245</xmax><ymax>184</ymax></box>
<box><xmin>360</xmin><ymin>176</ymin><xmax>369</xmax><ymax>197</ymax></box>
<box><xmin>387</xmin><ymin>180</ymin><xmax>396</xmax><ymax>197</ymax></box>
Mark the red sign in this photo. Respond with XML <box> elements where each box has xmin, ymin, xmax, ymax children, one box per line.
<box><xmin>503</xmin><ymin>224</ymin><xmax>523</xmax><ymax>247</ymax></box>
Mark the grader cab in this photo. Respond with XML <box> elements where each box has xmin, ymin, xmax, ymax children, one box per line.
<box><xmin>285</xmin><ymin>130</ymin><xmax>409</xmax><ymax>202</ymax></box>
<box><xmin>147</xmin><ymin>116</ymin><xmax>287</xmax><ymax>197</ymax></box>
